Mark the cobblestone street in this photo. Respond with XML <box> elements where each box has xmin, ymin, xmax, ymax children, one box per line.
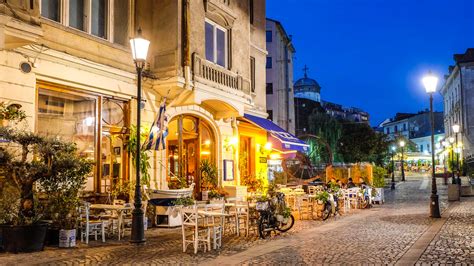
<box><xmin>0</xmin><ymin>175</ymin><xmax>472</xmax><ymax>265</ymax></box>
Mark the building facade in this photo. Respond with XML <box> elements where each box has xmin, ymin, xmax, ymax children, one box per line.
<box><xmin>440</xmin><ymin>48</ymin><xmax>474</xmax><ymax>169</ymax></box>
<box><xmin>265</xmin><ymin>18</ymin><xmax>295</xmax><ymax>134</ymax></box>
<box><xmin>0</xmin><ymin>0</ymin><xmax>307</xmax><ymax>197</ymax></box>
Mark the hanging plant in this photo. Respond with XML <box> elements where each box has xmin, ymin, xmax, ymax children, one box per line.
<box><xmin>0</xmin><ymin>102</ymin><xmax>27</xmax><ymax>124</ymax></box>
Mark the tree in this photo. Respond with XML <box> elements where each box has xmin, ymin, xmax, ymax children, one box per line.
<box><xmin>307</xmin><ymin>109</ymin><xmax>342</xmax><ymax>164</ymax></box>
<box><xmin>337</xmin><ymin>122</ymin><xmax>390</xmax><ymax>165</ymax></box>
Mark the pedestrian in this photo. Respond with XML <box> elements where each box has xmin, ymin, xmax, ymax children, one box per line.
<box><xmin>347</xmin><ymin>178</ymin><xmax>356</xmax><ymax>188</ymax></box>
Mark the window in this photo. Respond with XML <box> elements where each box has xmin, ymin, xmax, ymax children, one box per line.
<box><xmin>427</xmin><ymin>144</ymin><xmax>430</xmax><ymax>152</ymax></box>
<box><xmin>91</xmin><ymin>0</ymin><xmax>107</xmax><ymax>38</ymax></box>
<box><xmin>41</xmin><ymin>0</ymin><xmax>128</xmax><ymax>44</ymax></box>
<box><xmin>394</xmin><ymin>125</ymin><xmax>398</xmax><ymax>132</ymax></box>
<box><xmin>386</xmin><ymin>128</ymin><xmax>390</xmax><ymax>134</ymax></box>
<box><xmin>250</xmin><ymin>57</ymin><xmax>256</xmax><ymax>93</ymax></box>
<box><xmin>266</xmin><ymin>30</ymin><xmax>272</xmax><ymax>42</ymax></box>
<box><xmin>69</xmin><ymin>0</ymin><xmax>85</xmax><ymax>31</ymax></box>
<box><xmin>205</xmin><ymin>20</ymin><xmax>228</xmax><ymax>68</ymax></box>
<box><xmin>403</xmin><ymin>123</ymin><xmax>406</xmax><ymax>131</ymax></box>
<box><xmin>420</xmin><ymin>144</ymin><xmax>423</xmax><ymax>152</ymax></box>
<box><xmin>266</xmin><ymin>83</ymin><xmax>273</xmax><ymax>94</ymax></box>
<box><xmin>249</xmin><ymin>0</ymin><xmax>254</xmax><ymax>24</ymax></box>
<box><xmin>267</xmin><ymin>110</ymin><xmax>273</xmax><ymax>120</ymax></box>
<box><xmin>41</xmin><ymin>0</ymin><xmax>60</xmax><ymax>22</ymax></box>
<box><xmin>266</xmin><ymin>57</ymin><xmax>272</xmax><ymax>69</ymax></box>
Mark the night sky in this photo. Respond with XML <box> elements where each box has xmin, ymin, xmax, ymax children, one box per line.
<box><xmin>266</xmin><ymin>0</ymin><xmax>474</xmax><ymax>126</ymax></box>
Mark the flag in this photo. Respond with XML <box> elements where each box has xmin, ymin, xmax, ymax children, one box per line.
<box><xmin>144</xmin><ymin>99</ymin><xmax>168</xmax><ymax>151</ymax></box>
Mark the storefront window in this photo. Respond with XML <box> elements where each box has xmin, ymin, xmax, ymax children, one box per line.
<box><xmin>37</xmin><ymin>87</ymin><xmax>129</xmax><ymax>194</ymax></box>
<box><xmin>37</xmin><ymin>88</ymin><xmax>97</xmax><ymax>191</ymax></box>
<box><xmin>167</xmin><ymin>115</ymin><xmax>215</xmax><ymax>192</ymax></box>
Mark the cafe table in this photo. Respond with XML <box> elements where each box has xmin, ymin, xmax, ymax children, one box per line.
<box><xmin>90</xmin><ymin>204</ymin><xmax>132</xmax><ymax>240</ymax></box>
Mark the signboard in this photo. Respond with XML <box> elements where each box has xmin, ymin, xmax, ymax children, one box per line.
<box><xmin>259</xmin><ymin>157</ymin><xmax>267</xmax><ymax>163</ymax></box>
<box><xmin>223</xmin><ymin>160</ymin><xmax>234</xmax><ymax>181</ymax></box>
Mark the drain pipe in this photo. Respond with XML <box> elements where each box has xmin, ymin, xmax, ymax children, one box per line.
<box><xmin>182</xmin><ymin>0</ymin><xmax>191</xmax><ymax>90</ymax></box>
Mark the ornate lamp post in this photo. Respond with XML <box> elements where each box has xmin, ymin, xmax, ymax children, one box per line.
<box><xmin>422</xmin><ymin>71</ymin><xmax>441</xmax><ymax>218</ymax></box>
<box><xmin>391</xmin><ymin>146</ymin><xmax>396</xmax><ymax>190</ymax></box>
<box><xmin>442</xmin><ymin>140</ymin><xmax>449</xmax><ymax>185</ymax></box>
<box><xmin>130</xmin><ymin>28</ymin><xmax>150</xmax><ymax>244</ymax></box>
<box><xmin>399</xmin><ymin>140</ymin><xmax>406</xmax><ymax>182</ymax></box>
<box><xmin>452</xmin><ymin>124</ymin><xmax>460</xmax><ymax>184</ymax></box>
<box><xmin>449</xmin><ymin>136</ymin><xmax>455</xmax><ymax>184</ymax></box>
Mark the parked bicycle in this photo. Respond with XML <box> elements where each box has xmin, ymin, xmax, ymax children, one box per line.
<box><xmin>256</xmin><ymin>192</ymin><xmax>295</xmax><ymax>239</ymax></box>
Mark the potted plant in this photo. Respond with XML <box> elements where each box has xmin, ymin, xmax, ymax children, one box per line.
<box><xmin>39</xmin><ymin>145</ymin><xmax>92</xmax><ymax>248</ymax></box>
<box><xmin>200</xmin><ymin>159</ymin><xmax>218</xmax><ymax>200</ymax></box>
<box><xmin>0</xmin><ymin>127</ymin><xmax>90</xmax><ymax>252</ymax></box>
<box><xmin>372</xmin><ymin>166</ymin><xmax>386</xmax><ymax>204</ymax></box>
<box><xmin>0</xmin><ymin>102</ymin><xmax>26</xmax><ymax>127</ymax></box>
<box><xmin>208</xmin><ymin>187</ymin><xmax>227</xmax><ymax>202</ymax></box>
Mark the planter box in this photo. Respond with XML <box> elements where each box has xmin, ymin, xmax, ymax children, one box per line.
<box><xmin>59</xmin><ymin>229</ymin><xmax>76</xmax><ymax>248</ymax></box>
<box><xmin>1</xmin><ymin>223</ymin><xmax>48</xmax><ymax>253</ymax></box>
<box><xmin>448</xmin><ymin>184</ymin><xmax>460</xmax><ymax>201</ymax></box>
<box><xmin>373</xmin><ymin>188</ymin><xmax>384</xmax><ymax>204</ymax></box>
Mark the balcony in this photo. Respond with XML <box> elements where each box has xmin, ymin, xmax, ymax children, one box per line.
<box><xmin>192</xmin><ymin>53</ymin><xmax>250</xmax><ymax>95</ymax></box>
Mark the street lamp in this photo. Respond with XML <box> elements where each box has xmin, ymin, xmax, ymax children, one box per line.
<box><xmin>399</xmin><ymin>140</ymin><xmax>406</xmax><ymax>182</ymax></box>
<box><xmin>452</xmin><ymin>124</ymin><xmax>460</xmax><ymax>184</ymax></box>
<box><xmin>422</xmin><ymin>71</ymin><xmax>441</xmax><ymax>218</ymax></box>
<box><xmin>442</xmin><ymin>140</ymin><xmax>448</xmax><ymax>185</ymax></box>
<box><xmin>391</xmin><ymin>146</ymin><xmax>396</xmax><ymax>190</ymax></box>
<box><xmin>130</xmin><ymin>28</ymin><xmax>150</xmax><ymax>244</ymax></box>
<box><xmin>449</xmin><ymin>136</ymin><xmax>455</xmax><ymax>184</ymax></box>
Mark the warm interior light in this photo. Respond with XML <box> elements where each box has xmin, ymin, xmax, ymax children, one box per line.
<box><xmin>130</xmin><ymin>28</ymin><xmax>150</xmax><ymax>62</ymax></box>
<box><xmin>422</xmin><ymin>71</ymin><xmax>438</xmax><ymax>93</ymax></box>
<box><xmin>204</xmin><ymin>139</ymin><xmax>211</xmax><ymax>146</ymax></box>
<box><xmin>201</xmin><ymin>151</ymin><xmax>211</xmax><ymax>155</ymax></box>
<box><xmin>452</xmin><ymin>124</ymin><xmax>460</xmax><ymax>133</ymax></box>
<box><xmin>269</xmin><ymin>153</ymin><xmax>281</xmax><ymax>160</ymax></box>
<box><xmin>84</xmin><ymin>117</ymin><xmax>94</xmax><ymax>126</ymax></box>
<box><xmin>264</xmin><ymin>142</ymin><xmax>272</xmax><ymax>151</ymax></box>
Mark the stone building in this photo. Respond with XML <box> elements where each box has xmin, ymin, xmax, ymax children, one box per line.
<box><xmin>293</xmin><ymin>69</ymin><xmax>369</xmax><ymax>136</ymax></box>
<box><xmin>265</xmin><ymin>18</ymin><xmax>295</xmax><ymax>134</ymax></box>
<box><xmin>441</xmin><ymin>48</ymin><xmax>474</xmax><ymax>169</ymax></box>
<box><xmin>1</xmin><ymin>0</ymin><xmax>309</xmax><ymax>198</ymax></box>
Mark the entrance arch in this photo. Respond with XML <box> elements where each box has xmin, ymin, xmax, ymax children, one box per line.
<box><xmin>166</xmin><ymin>112</ymin><xmax>219</xmax><ymax>195</ymax></box>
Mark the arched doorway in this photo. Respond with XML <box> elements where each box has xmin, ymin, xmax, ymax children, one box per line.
<box><xmin>166</xmin><ymin>115</ymin><xmax>216</xmax><ymax>195</ymax></box>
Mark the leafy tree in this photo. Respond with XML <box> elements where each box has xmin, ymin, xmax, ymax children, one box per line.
<box><xmin>337</xmin><ymin>122</ymin><xmax>390</xmax><ymax>165</ymax></box>
<box><xmin>307</xmin><ymin>110</ymin><xmax>342</xmax><ymax>164</ymax></box>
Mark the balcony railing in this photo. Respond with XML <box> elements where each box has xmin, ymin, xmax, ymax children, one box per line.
<box><xmin>193</xmin><ymin>53</ymin><xmax>249</xmax><ymax>94</ymax></box>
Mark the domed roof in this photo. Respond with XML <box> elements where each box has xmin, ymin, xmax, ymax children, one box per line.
<box><xmin>294</xmin><ymin>76</ymin><xmax>321</xmax><ymax>88</ymax></box>
<box><xmin>294</xmin><ymin>65</ymin><xmax>321</xmax><ymax>92</ymax></box>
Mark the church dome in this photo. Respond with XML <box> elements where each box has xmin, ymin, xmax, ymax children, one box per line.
<box><xmin>294</xmin><ymin>65</ymin><xmax>321</xmax><ymax>102</ymax></box>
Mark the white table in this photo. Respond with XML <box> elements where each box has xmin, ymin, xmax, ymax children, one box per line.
<box><xmin>90</xmin><ymin>204</ymin><xmax>132</xmax><ymax>240</ymax></box>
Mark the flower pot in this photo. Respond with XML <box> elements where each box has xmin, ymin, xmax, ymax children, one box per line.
<box><xmin>0</xmin><ymin>222</ymin><xmax>48</xmax><ymax>253</ymax></box>
<box><xmin>201</xmin><ymin>191</ymin><xmax>209</xmax><ymax>201</ymax></box>
<box><xmin>276</xmin><ymin>215</ymin><xmax>284</xmax><ymax>222</ymax></box>
<box><xmin>45</xmin><ymin>227</ymin><xmax>60</xmax><ymax>246</ymax></box>
<box><xmin>59</xmin><ymin>229</ymin><xmax>76</xmax><ymax>248</ymax></box>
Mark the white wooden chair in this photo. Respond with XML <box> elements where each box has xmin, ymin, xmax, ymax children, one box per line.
<box><xmin>344</xmin><ymin>188</ymin><xmax>360</xmax><ymax>210</ymax></box>
<box><xmin>204</xmin><ymin>203</ymin><xmax>225</xmax><ymax>249</ymax></box>
<box><xmin>181</xmin><ymin>205</ymin><xmax>211</xmax><ymax>254</ymax></box>
<box><xmin>226</xmin><ymin>199</ymin><xmax>250</xmax><ymax>237</ymax></box>
<box><xmin>78</xmin><ymin>202</ymin><xmax>106</xmax><ymax>244</ymax></box>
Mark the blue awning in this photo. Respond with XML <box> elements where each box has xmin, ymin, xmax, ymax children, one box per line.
<box><xmin>243</xmin><ymin>114</ymin><xmax>309</xmax><ymax>153</ymax></box>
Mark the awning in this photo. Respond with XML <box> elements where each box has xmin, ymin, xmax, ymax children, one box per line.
<box><xmin>243</xmin><ymin>114</ymin><xmax>309</xmax><ymax>153</ymax></box>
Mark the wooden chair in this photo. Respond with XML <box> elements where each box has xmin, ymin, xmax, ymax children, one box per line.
<box><xmin>204</xmin><ymin>203</ymin><xmax>225</xmax><ymax>249</ymax></box>
<box><xmin>226</xmin><ymin>199</ymin><xmax>250</xmax><ymax>237</ymax></box>
<box><xmin>181</xmin><ymin>205</ymin><xmax>211</xmax><ymax>254</ymax></box>
<box><xmin>78</xmin><ymin>202</ymin><xmax>106</xmax><ymax>244</ymax></box>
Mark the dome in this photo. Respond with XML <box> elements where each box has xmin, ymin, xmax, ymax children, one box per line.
<box><xmin>294</xmin><ymin>66</ymin><xmax>321</xmax><ymax>102</ymax></box>
<box><xmin>294</xmin><ymin>77</ymin><xmax>321</xmax><ymax>89</ymax></box>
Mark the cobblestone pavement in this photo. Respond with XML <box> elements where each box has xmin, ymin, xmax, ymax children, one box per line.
<box><xmin>0</xmin><ymin>175</ymin><xmax>472</xmax><ymax>265</ymax></box>
<box><xmin>417</xmin><ymin>197</ymin><xmax>474</xmax><ymax>265</ymax></box>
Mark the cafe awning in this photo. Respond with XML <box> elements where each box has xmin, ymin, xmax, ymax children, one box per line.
<box><xmin>243</xmin><ymin>114</ymin><xmax>309</xmax><ymax>153</ymax></box>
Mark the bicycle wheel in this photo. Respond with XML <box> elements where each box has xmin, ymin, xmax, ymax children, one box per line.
<box><xmin>277</xmin><ymin>214</ymin><xmax>295</xmax><ymax>232</ymax></box>
<box><xmin>258</xmin><ymin>218</ymin><xmax>272</xmax><ymax>239</ymax></box>
<box><xmin>322</xmin><ymin>204</ymin><xmax>331</xmax><ymax>221</ymax></box>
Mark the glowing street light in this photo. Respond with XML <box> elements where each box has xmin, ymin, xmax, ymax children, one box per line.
<box><xmin>399</xmin><ymin>140</ymin><xmax>406</xmax><ymax>182</ymax></box>
<box><xmin>130</xmin><ymin>28</ymin><xmax>150</xmax><ymax>245</ymax></box>
<box><xmin>422</xmin><ymin>71</ymin><xmax>440</xmax><ymax>218</ymax></box>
